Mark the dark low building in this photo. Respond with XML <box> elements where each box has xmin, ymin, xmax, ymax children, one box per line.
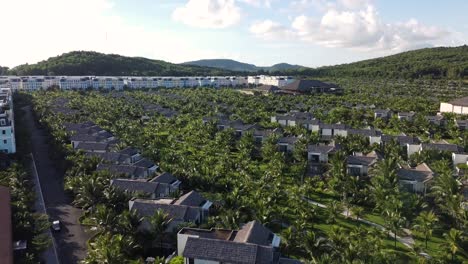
<box><xmin>279</xmin><ymin>80</ymin><xmax>343</xmax><ymax>95</ymax></box>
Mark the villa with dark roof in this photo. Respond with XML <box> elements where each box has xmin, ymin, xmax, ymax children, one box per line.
<box><xmin>279</xmin><ymin>80</ymin><xmax>342</xmax><ymax>95</ymax></box>
<box><xmin>177</xmin><ymin>221</ymin><xmax>301</xmax><ymax>264</ymax></box>
<box><xmin>110</xmin><ymin>177</ymin><xmax>176</xmax><ymax>198</ymax></box>
<box><xmin>398</xmin><ymin>163</ymin><xmax>434</xmax><ymax>194</ymax></box>
<box><xmin>129</xmin><ymin>191</ymin><xmax>212</xmax><ymax>233</ymax></box>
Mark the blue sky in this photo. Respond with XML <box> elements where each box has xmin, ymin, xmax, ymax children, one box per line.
<box><xmin>1</xmin><ymin>0</ymin><xmax>467</xmax><ymax>68</ymax></box>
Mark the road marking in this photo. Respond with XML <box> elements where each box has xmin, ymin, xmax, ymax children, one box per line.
<box><xmin>31</xmin><ymin>153</ymin><xmax>61</xmax><ymax>264</ymax></box>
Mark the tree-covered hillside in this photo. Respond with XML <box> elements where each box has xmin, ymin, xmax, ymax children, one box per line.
<box><xmin>0</xmin><ymin>66</ymin><xmax>9</xmax><ymax>75</ymax></box>
<box><xmin>8</xmin><ymin>51</ymin><xmax>236</xmax><ymax>76</ymax></box>
<box><xmin>286</xmin><ymin>46</ymin><xmax>468</xmax><ymax>79</ymax></box>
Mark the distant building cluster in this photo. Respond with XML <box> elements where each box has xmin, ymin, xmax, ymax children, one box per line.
<box><xmin>0</xmin><ymin>75</ymin><xmax>295</xmax><ymax>91</ymax></box>
<box><xmin>0</xmin><ymin>88</ymin><xmax>16</xmax><ymax>154</ymax></box>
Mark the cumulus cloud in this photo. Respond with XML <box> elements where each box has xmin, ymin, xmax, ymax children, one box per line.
<box><xmin>172</xmin><ymin>0</ymin><xmax>241</xmax><ymax>29</ymax></box>
<box><xmin>0</xmin><ymin>0</ymin><xmax>231</xmax><ymax>67</ymax></box>
<box><xmin>250</xmin><ymin>20</ymin><xmax>293</xmax><ymax>40</ymax></box>
<box><xmin>252</xmin><ymin>2</ymin><xmax>452</xmax><ymax>52</ymax></box>
<box><xmin>240</xmin><ymin>0</ymin><xmax>273</xmax><ymax>8</ymax></box>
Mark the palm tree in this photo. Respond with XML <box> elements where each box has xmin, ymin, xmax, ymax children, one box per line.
<box><xmin>145</xmin><ymin>209</ymin><xmax>170</xmax><ymax>250</ymax></box>
<box><xmin>413</xmin><ymin>210</ymin><xmax>438</xmax><ymax>249</ymax></box>
<box><xmin>326</xmin><ymin>201</ymin><xmax>342</xmax><ymax>224</ymax></box>
<box><xmin>83</xmin><ymin>232</ymin><xmax>139</xmax><ymax>264</ymax></box>
<box><xmin>443</xmin><ymin>228</ymin><xmax>467</xmax><ymax>262</ymax></box>
<box><xmin>350</xmin><ymin>205</ymin><xmax>364</xmax><ymax>221</ymax></box>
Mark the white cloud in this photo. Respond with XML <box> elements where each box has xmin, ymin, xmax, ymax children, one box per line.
<box><xmin>0</xmin><ymin>0</ymin><xmax>230</xmax><ymax>68</ymax></box>
<box><xmin>172</xmin><ymin>0</ymin><xmax>241</xmax><ymax>29</ymax></box>
<box><xmin>249</xmin><ymin>20</ymin><xmax>292</xmax><ymax>40</ymax></box>
<box><xmin>252</xmin><ymin>3</ymin><xmax>452</xmax><ymax>52</ymax></box>
<box><xmin>240</xmin><ymin>0</ymin><xmax>273</xmax><ymax>8</ymax></box>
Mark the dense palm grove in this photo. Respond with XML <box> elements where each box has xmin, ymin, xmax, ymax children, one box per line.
<box><xmin>28</xmin><ymin>78</ymin><xmax>468</xmax><ymax>263</ymax></box>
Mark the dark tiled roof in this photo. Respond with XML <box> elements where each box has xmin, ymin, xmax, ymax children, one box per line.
<box><xmin>182</xmin><ymin>237</ymin><xmax>274</xmax><ymax>264</ymax></box>
<box><xmin>448</xmin><ymin>97</ymin><xmax>468</xmax><ymax>107</ymax></box>
<box><xmin>347</xmin><ymin>155</ymin><xmax>377</xmax><ymax>166</ymax></box>
<box><xmin>174</xmin><ymin>191</ymin><xmax>206</xmax><ymax>207</ymax></box>
<box><xmin>320</xmin><ymin>124</ymin><xmax>347</xmax><ymax>129</ymax></box>
<box><xmin>111</xmin><ymin>179</ymin><xmax>167</xmax><ymax>195</ymax></box>
<box><xmin>85</xmin><ymin>152</ymin><xmax>131</xmax><ymax>164</ymax></box>
<box><xmin>234</xmin><ymin>221</ymin><xmax>273</xmax><ymax>246</ymax></box>
<box><xmin>97</xmin><ymin>164</ymin><xmax>146</xmax><ymax>178</ymax></box>
<box><xmin>119</xmin><ymin>147</ymin><xmax>140</xmax><ymax>156</ymax></box>
<box><xmin>134</xmin><ymin>158</ymin><xmax>157</xmax><ymax>169</ymax></box>
<box><xmin>131</xmin><ymin>199</ymin><xmax>200</xmax><ymax>222</ymax></box>
<box><xmin>398</xmin><ymin>164</ymin><xmax>433</xmax><ymax>182</ymax></box>
<box><xmin>256</xmin><ymin>85</ymin><xmax>279</xmax><ymax>92</ymax></box>
<box><xmin>381</xmin><ymin>135</ymin><xmax>420</xmax><ymax>145</ymax></box>
<box><xmin>278</xmin><ymin>137</ymin><xmax>299</xmax><ymax>145</ymax></box>
<box><xmin>75</xmin><ymin>142</ymin><xmax>111</xmax><ymax>152</ymax></box>
<box><xmin>422</xmin><ymin>143</ymin><xmax>461</xmax><ymax>153</ymax></box>
<box><xmin>70</xmin><ymin>134</ymin><xmax>110</xmax><ymax>142</ymax></box>
<box><xmin>348</xmin><ymin>129</ymin><xmax>381</xmax><ymax>137</ymax></box>
<box><xmin>150</xmin><ymin>172</ymin><xmax>178</xmax><ymax>184</ymax></box>
<box><xmin>307</xmin><ymin>145</ymin><xmax>335</xmax><ymax>154</ymax></box>
<box><xmin>281</xmin><ymin>80</ymin><xmax>339</xmax><ymax>93</ymax></box>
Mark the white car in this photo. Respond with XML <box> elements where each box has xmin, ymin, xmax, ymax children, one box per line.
<box><xmin>52</xmin><ymin>220</ymin><xmax>61</xmax><ymax>231</ymax></box>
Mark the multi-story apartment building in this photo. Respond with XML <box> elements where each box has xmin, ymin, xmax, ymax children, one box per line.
<box><xmin>0</xmin><ymin>88</ymin><xmax>16</xmax><ymax>153</ymax></box>
<box><xmin>248</xmin><ymin>75</ymin><xmax>294</xmax><ymax>87</ymax></box>
<box><xmin>2</xmin><ymin>75</ymin><xmax>293</xmax><ymax>91</ymax></box>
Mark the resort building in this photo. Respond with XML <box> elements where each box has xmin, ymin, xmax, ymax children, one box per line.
<box><xmin>440</xmin><ymin>97</ymin><xmax>468</xmax><ymax>115</ymax></box>
<box><xmin>0</xmin><ymin>88</ymin><xmax>16</xmax><ymax>153</ymax></box>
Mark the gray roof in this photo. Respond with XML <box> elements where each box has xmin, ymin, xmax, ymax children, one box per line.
<box><xmin>130</xmin><ymin>199</ymin><xmax>200</xmax><ymax>222</ymax></box>
<box><xmin>256</xmin><ymin>85</ymin><xmax>279</xmax><ymax>92</ymax></box>
<box><xmin>347</xmin><ymin>155</ymin><xmax>377</xmax><ymax>166</ymax></box>
<box><xmin>348</xmin><ymin>129</ymin><xmax>381</xmax><ymax>137</ymax></box>
<box><xmin>174</xmin><ymin>191</ymin><xmax>207</xmax><ymax>207</ymax></box>
<box><xmin>252</xmin><ymin>128</ymin><xmax>281</xmax><ymax>138</ymax></box>
<box><xmin>97</xmin><ymin>164</ymin><xmax>146</xmax><ymax>178</ymax></box>
<box><xmin>307</xmin><ymin>145</ymin><xmax>335</xmax><ymax>154</ymax></box>
<box><xmin>134</xmin><ymin>158</ymin><xmax>157</xmax><ymax>169</ymax></box>
<box><xmin>85</xmin><ymin>152</ymin><xmax>131</xmax><ymax>164</ymax></box>
<box><xmin>281</xmin><ymin>80</ymin><xmax>339</xmax><ymax>93</ymax></box>
<box><xmin>381</xmin><ymin>135</ymin><xmax>420</xmax><ymax>145</ymax></box>
<box><xmin>75</xmin><ymin>142</ymin><xmax>111</xmax><ymax>152</ymax></box>
<box><xmin>111</xmin><ymin>179</ymin><xmax>169</xmax><ymax>195</ymax></box>
<box><xmin>278</xmin><ymin>137</ymin><xmax>299</xmax><ymax>145</ymax></box>
<box><xmin>150</xmin><ymin>172</ymin><xmax>178</xmax><ymax>184</ymax></box>
<box><xmin>182</xmin><ymin>237</ymin><xmax>275</xmax><ymax>264</ymax></box>
<box><xmin>119</xmin><ymin>147</ymin><xmax>140</xmax><ymax>156</ymax></box>
<box><xmin>70</xmin><ymin>134</ymin><xmax>110</xmax><ymax>142</ymax></box>
<box><xmin>320</xmin><ymin>124</ymin><xmax>347</xmax><ymax>129</ymax></box>
<box><xmin>398</xmin><ymin>164</ymin><xmax>433</xmax><ymax>182</ymax></box>
<box><xmin>448</xmin><ymin>97</ymin><xmax>468</xmax><ymax>107</ymax></box>
<box><xmin>234</xmin><ymin>221</ymin><xmax>274</xmax><ymax>247</ymax></box>
<box><xmin>422</xmin><ymin>143</ymin><xmax>461</xmax><ymax>153</ymax></box>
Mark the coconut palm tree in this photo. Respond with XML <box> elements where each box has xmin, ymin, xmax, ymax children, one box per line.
<box><xmin>413</xmin><ymin>210</ymin><xmax>438</xmax><ymax>249</ymax></box>
<box><xmin>145</xmin><ymin>209</ymin><xmax>170</xmax><ymax>251</ymax></box>
<box><xmin>443</xmin><ymin>228</ymin><xmax>467</xmax><ymax>262</ymax></box>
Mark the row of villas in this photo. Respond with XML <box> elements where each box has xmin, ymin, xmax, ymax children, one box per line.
<box><xmin>50</xmin><ymin>97</ymin><xmax>299</xmax><ymax>263</ymax></box>
<box><xmin>0</xmin><ymin>75</ymin><xmax>295</xmax><ymax>91</ymax></box>
<box><xmin>0</xmin><ymin>88</ymin><xmax>16</xmax><ymax>153</ymax></box>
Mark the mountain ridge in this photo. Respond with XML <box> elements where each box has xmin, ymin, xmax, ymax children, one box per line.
<box><xmin>182</xmin><ymin>59</ymin><xmax>305</xmax><ymax>72</ymax></box>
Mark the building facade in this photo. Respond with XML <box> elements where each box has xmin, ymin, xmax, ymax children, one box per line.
<box><xmin>0</xmin><ymin>88</ymin><xmax>16</xmax><ymax>153</ymax></box>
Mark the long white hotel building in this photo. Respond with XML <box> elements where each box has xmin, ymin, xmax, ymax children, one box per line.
<box><xmin>0</xmin><ymin>75</ymin><xmax>294</xmax><ymax>91</ymax></box>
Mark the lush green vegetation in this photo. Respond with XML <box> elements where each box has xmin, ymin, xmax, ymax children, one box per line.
<box><xmin>285</xmin><ymin>46</ymin><xmax>468</xmax><ymax>80</ymax></box>
<box><xmin>27</xmin><ymin>78</ymin><xmax>468</xmax><ymax>263</ymax></box>
<box><xmin>4</xmin><ymin>46</ymin><xmax>468</xmax><ymax>81</ymax></box>
<box><xmin>7</xmin><ymin>51</ymin><xmax>237</xmax><ymax>76</ymax></box>
<box><xmin>0</xmin><ymin>164</ymin><xmax>52</xmax><ymax>264</ymax></box>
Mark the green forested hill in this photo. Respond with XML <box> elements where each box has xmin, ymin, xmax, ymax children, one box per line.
<box><xmin>287</xmin><ymin>46</ymin><xmax>468</xmax><ymax>79</ymax></box>
<box><xmin>8</xmin><ymin>51</ymin><xmax>236</xmax><ymax>76</ymax></box>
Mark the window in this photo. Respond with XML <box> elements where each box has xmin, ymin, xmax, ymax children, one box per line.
<box><xmin>3</xmin><ymin>140</ymin><xmax>7</xmax><ymax>144</ymax></box>
<box><xmin>2</xmin><ymin>129</ymin><xmax>5</xmax><ymax>135</ymax></box>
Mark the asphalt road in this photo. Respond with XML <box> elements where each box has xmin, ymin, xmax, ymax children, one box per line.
<box><xmin>23</xmin><ymin>106</ymin><xmax>89</xmax><ymax>264</ymax></box>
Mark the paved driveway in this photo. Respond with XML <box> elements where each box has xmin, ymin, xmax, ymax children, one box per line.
<box><xmin>23</xmin><ymin>106</ymin><xmax>89</xmax><ymax>264</ymax></box>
